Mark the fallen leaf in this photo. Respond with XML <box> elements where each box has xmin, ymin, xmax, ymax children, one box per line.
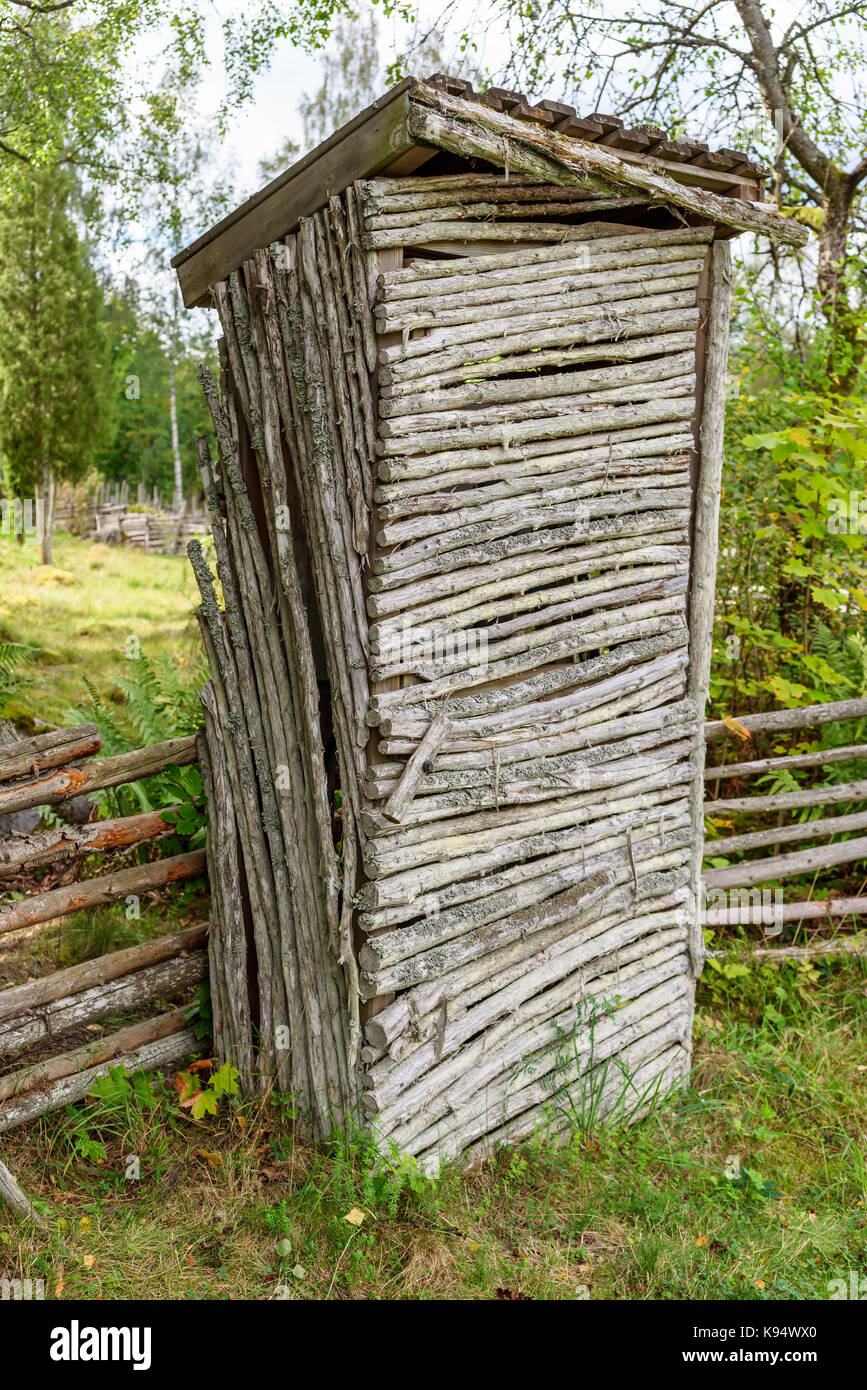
<box><xmin>82</xmin><ymin>1254</ymin><xmax>95</xmax><ymax>1269</ymax></box>
<box><xmin>722</xmin><ymin>715</ymin><xmax>752</xmax><ymax>741</ymax></box>
<box><xmin>694</xmin><ymin>1234</ymin><xmax>708</xmax><ymax>1248</ymax></box>
<box><xmin>344</xmin><ymin>1207</ymin><xmax>365</xmax><ymax>1227</ymax></box>
<box><xmin>196</xmin><ymin>1149</ymin><xmax>223</xmax><ymax>1168</ymax></box>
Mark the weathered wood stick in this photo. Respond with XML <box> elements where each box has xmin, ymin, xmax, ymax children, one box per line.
<box><xmin>361</xmin><ymin>806</ymin><xmax>691</xmax><ymax>930</ymax></box>
<box><xmin>380</xmin><ymin>334</ymin><xmax>698</xmax><ymax>402</ymax></box>
<box><xmin>381</xmin><ymin>712</ymin><xmax>451</xmax><ymax>824</ymax></box>
<box><xmin>367</xmin><ymin>602</ymin><xmax>688</xmax><ymax>710</ymax></box>
<box><xmin>368</xmin><ymin>526</ymin><xmax>689</xmax><ymax>616</ymax></box>
<box><xmin>705</xmin><ymin>697</ymin><xmax>867</xmax><ymax>742</ymax></box>
<box><xmin>703</xmin><ymin>777</ymin><xmax>867</xmax><ymax>816</ymax></box>
<box><xmin>705</xmin><ymin>743</ymin><xmax>867</xmax><ymax>781</ymax></box>
<box><xmin>376</xmin><ymin>271</ymin><xmax>700</xmax><ymax>335</ymax></box>
<box><xmin>365</xmin><ymin>875</ymin><xmax>688</xmax><ymax>1049</ymax></box>
<box><xmin>456</xmin><ymin>1039</ymin><xmax>687</xmax><ymax>1175</ymax></box>
<box><xmin>375</xmin><ymin>417</ymin><xmax>693</xmax><ymax>488</ymax></box>
<box><xmin>0</xmin><ymin>805</ymin><xmax>181</xmax><ymax>873</ymax></box>
<box><xmin>417</xmin><ymin>1018</ymin><xmax>688</xmax><ymax>1169</ymax></box>
<box><xmin>360</xmin><ymin>757</ymin><xmax>693</xmax><ymax>845</ymax></box>
<box><xmin>375</xmin><ymin>686</ymin><xmax>689</xmax><ymax>773</ymax></box>
<box><xmin>367</xmin><ymin>939</ymin><xmax>688</xmax><ymax>1115</ymax></box>
<box><xmin>703</xmin><ymin>835</ymin><xmax>867</xmax><ymax>889</ymax></box>
<box><xmin>0</xmin><ymin>850</ymin><xmax>206</xmax><ymax>935</ymax></box>
<box><xmin>703</xmin><ymin>808</ymin><xmax>867</xmax><ymax>857</ymax></box>
<box><xmin>0</xmin><ymin>923</ymin><xmax>208</xmax><ymax>1022</ymax></box>
<box><xmin>0</xmin><ymin>1158</ymin><xmax>46</xmax><ymax>1227</ymax></box>
<box><xmin>0</xmin><ymin>952</ymin><xmax>207</xmax><ymax>1056</ymax></box>
<box><xmin>364</xmin><ymin>215</ymin><xmax>649</xmax><ymax>249</ymax></box>
<box><xmin>378</xmin><ymin>225</ymin><xmax>715</xmax><ymax>297</ymax></box>
<box><xmin>407</xmin><ymin>84</ymin><xmax>806</xmax><ymax>246</ymax></box>
<box><xmin>0</xmin><ymin>1027</ymin><xmax>200</xmax><ymax>1134</ymax></box>
<box><xmin>378</xmin><ymin>294</ymin><xmax>697</xmax><ymax>369</ymax></box>
<box><xmin>366</xmin><ymin>779</ymin><xmax>687</xmax><ymax>878</ymax></box>
<box><xmin>376</xmin><ymin>242</ymin><xmax>707</xmax><ymax>305</ymax></box>
<box><xmin>378</xmin><ymin>367</ymin><xmax>696</xmax><ymax>440</ymax></box>
<box><xmin>398</xmin><ymin>1003</ymin><xmax>687</xmax><ymax>1158</ymax></box>
<box><xmin>382</xmin><ymin>920</ymin><xmax>687</xmax><ymax>1067</ymax></box>
<box><xmin>703</xmin><ymin>897</ymin><xmax>867</xmax><ymax>925</ymax></box>
<box><xmin>0</xmin><ymin>737</ymin><xmax>197</xmax><ymax>816</ymax></box>
<box><xmin>371</xmin><ymin>561</ymin><xmax>686</xmax><ymax>649</ymax></box>
<box><xmin>379</xmin><ymin>353</ymin><xmax>696</xmax><ymax>423</ymax></box>
<box><xmin>368</xmin><ymin>631</ymin><xmax>685</xmax><ymax>729</ymax></box>
<box><xmin>370</xmin><ymin>578</ymin><xmax>687</xmax><ymax>686</ymax></box>
<box><xmin>375</xmin><ymin>956</ymin><xmax>690</xmax><ymax>1138</ymax></box>
<box><xmin>378</xmin><ymin>307</ymin><xmax>699</xmax><ymax>386</ymax></box>
<box><xmin>0</xmin><ymin>1007</ymin><xmax>190</xmax><ymax>1103</ymax></box>
<box><xmin>748</xmin><ymin>938</ymin><xmax>867</xmax><ymax>960</ymax></box>
<box><xmin>371</xmin><ymin>508</ymin><xmax>689</xmax><ymax>595</ymax></box>
<box><xmin>685</xmin><ymin>239</ymin><xmax>731</xmax><ymax>981</ymax></box>
<box><xmin>0</xmin><ymin>724</ymin><xmax>100</xmax><ymax>783</ymax></box>
<box><xmin>376</xmin><ymin>452</ymin><xmax>693</xmax><ymax>520</ymax></box>
<box><xmin>366</xmin><ymin>712</ymin><xmax>694</xmax><ymax>801</ymax></box>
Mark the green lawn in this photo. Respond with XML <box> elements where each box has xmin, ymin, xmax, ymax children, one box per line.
<box><xmin>2</xmin><ymin>954</ymin><xmax>864</xmax><ymax>1300</ymax></box>
<box><xmin>0</xmin><ymin>531</ymin><xmax>202</xmax><ymax>725</ymax></box>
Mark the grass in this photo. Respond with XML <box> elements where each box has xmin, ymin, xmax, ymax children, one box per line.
<box><xmin>0</xmin><ymin>531</ymin><xmax>201</xmax><ymax>725</ymax></box>
<box><xmin>2</xmin><ymin>951</ymin><xmax>864</xmax><ymax>1301</ymax></box>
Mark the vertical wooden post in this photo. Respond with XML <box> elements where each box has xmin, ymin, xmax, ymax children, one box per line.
<box><xmin>687</xmin><ymin>239</ymin><xmax>732</xmax><ymax>978</ymax></box>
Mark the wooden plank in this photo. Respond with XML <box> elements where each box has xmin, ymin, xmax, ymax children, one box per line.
<box><xmin>173</xmin><ymin>87</ymin><xmax>416</xmax><ymax>307</ymax></box>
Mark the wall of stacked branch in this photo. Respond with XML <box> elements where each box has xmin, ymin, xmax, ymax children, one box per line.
<box><xmin>184</xmin><ymin>76</ymin><xmax>805</xmax><ymax>1170</ymax></box>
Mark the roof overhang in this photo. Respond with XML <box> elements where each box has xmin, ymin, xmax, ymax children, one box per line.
<box><xmin>173</xmin><ymin>76</ymin><xmax>807</xmax><ymax>309</ymax></box>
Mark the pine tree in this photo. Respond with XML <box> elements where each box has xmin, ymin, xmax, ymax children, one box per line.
<box><xmin>0</xmin><ymin>167</ymin><xmax>113</xmax><ymax>563</ymax></box>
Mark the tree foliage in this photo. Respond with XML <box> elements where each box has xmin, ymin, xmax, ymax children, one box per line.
<box><xmin>0</xmin><ymin>167</ymin><xmax>113</xmax><ymax>506</ymax></box>
<box><xmin>487</xmin><ymin>0</ymin><xmax>867</xmax><ymax>386</ymax></box>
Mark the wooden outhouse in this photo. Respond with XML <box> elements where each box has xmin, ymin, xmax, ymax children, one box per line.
<box><xmin>173</xmin><ymin>75</ymin><xmax>805</xmax><ymax>1168</ymax></box>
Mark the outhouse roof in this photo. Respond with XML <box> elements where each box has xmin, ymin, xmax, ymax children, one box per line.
<box><xmin>172</xmin><ymin>73</ymin><xmax>807</xmax><ymax>308</ymax></box>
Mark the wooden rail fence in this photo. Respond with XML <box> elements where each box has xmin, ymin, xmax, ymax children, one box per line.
<box><xmin>702</xmin><ymin>696</ymin><xmax>867</xmax><ymax>928</ymax></box>
<box><xmin>0</xmin><ymin>725</ymin><xmax>207</xmax><ymax>1152</ymax></box>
